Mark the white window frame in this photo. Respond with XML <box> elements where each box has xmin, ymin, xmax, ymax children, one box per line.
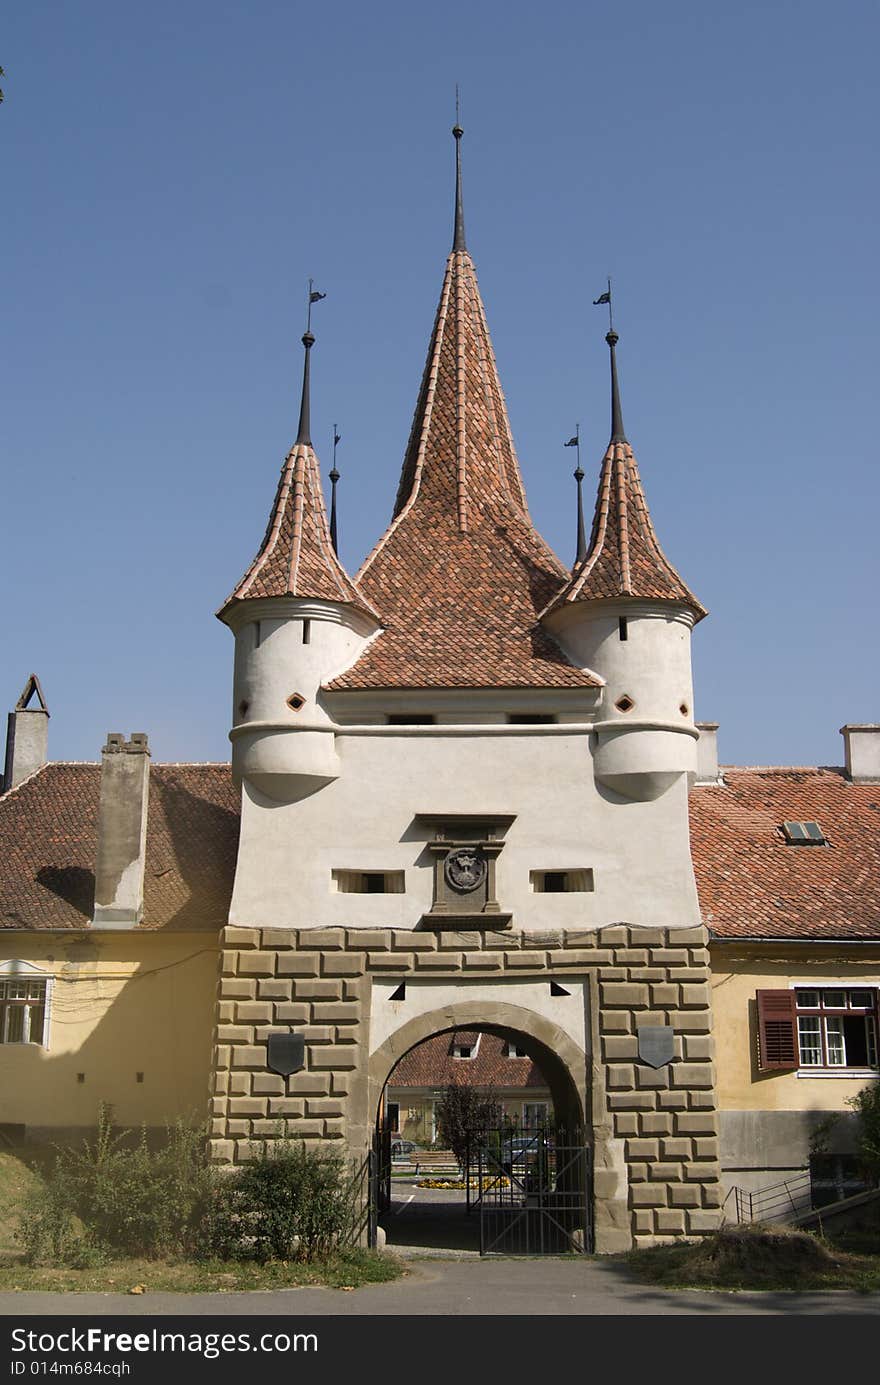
<box><xmin>0</xmin><ymin>961</ymin><xmax>53</xmax><ymax>1049</ymax></box>
<box><xmin>522</xmin><ymin>1102</ymin><xmax>549</xmax><ymax>1127</ymax></box>
<box><xmin>789</xmin><ymin>984</ymin><xmax>878</xmax><ymax>1076</ymax></box>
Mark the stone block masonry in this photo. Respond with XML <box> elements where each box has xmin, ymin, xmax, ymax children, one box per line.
<box><xmin>209</xmin><ymin>924</ymin><xmax>721</xmax><ymax>1251</ymax></box>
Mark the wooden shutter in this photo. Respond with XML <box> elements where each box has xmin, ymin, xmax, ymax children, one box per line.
<box><xmin>756</xmin><ymin>990</ymin><xmax>799</xmax><ymax>1071</ymax></box>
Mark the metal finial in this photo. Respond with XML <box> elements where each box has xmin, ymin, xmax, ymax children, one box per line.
<box><xmin>573</xmin><ymin>425</ymin><xmax>587</xmax><ymax>564</ymax></box>
<box><xmin>295</xmin><ymin>330</ymin><xmax>315</xmax><ymax>447</ymax></box>
<box><xmin>452</xmin><ymin>97</ymin><xmax>466</xmax><ymax>252</ymax></box>
<box><xmin>606</xmin><ymin>328</ymin><xmax>627</xmax><ymax>444</ymax></box>
<box><xmin>329</xmin><ymin>425</ymin><xmax>341</xmax><ymax>554</ymax></box>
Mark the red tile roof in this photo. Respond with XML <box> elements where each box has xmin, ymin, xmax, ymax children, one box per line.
<box><xmin>690</xmin><ymin>768</ymin><xmax>880</xmax><ymax>939</ymax></box>
<box><xmin>0</xmin><ymin>764</ymin><xmax>239</xmax><ymax>931</ymax></box>
<box><xmin>326</xmin><ymin>250</ymin><xmax>599</xmax><ymax>691</ymax></box>
<box><xmin>543</xmin><ymin>440</ymin><xmax>706</xmax><ymax>619</ymax></box>
<box><xmin>386</xmin><ymin>1031</ymin><xmax>549</xmax><ymax>1089</ymax></box>
<box><xmin>220</xmin><ymin>440</ymin><xmax>377</xmax><ymax>621</ymax></box>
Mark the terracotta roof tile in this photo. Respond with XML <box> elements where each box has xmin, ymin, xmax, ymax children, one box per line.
<box><xmin>545</xmin><ymin>440</ymin><xmax>706</xmax><ymax>618</ymax></box>
<box><xmin>387</xmin><ymin>1031</ymin><xmax>548</xmax><ymax>1089</ymax></box>
<box><xmin>690</xmin><ymin>768</ymin><xmax>880</xmax><ymax>939</ymax></box>
<box><xmin>220</xmin><ymin>439</ymin><xmax>377</xmax><ymax>620</ymax></box>
<box><xmin>0</xmin><ymin>764</ymin><xmax>238</xmax><ymax>931</ymax></box>
<box><xmin>326</xmin><ymin>250</ymin><xmax>598</xmax><ymax>691</ymax></box>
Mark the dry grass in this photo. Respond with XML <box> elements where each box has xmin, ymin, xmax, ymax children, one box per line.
<box><xmin>0</xmin><ymin>1250</ymin><xmax>403</xmax><ymax>1294</ymax></box>
<box><xmin>627</xmin><ymin>1222</ymin><xmax>880</xmax><ymax>1292</ymax></box>
<box><xmin>0</xmin><ymin>1151</ymin><xmax>40</xmax><ymax>1257</ymax></box>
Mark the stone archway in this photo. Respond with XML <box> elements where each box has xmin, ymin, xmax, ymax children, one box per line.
<box><xmin>368</xmin><ymin>1002</ymin><xmax>588</xmax><ymax>1138</ymax></box>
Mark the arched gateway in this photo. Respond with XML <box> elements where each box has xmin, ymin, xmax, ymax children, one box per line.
<box><xmin>209</xmin><ymin>126</ymin><xmax>722</xmax><ymax>1253</ymax></box>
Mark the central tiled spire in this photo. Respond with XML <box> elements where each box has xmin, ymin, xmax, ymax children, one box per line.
<box><xmin>327</xmin><ymin>127</ymin><xmax>598</xmax><ymax>692</ymax></box>
<box><xmin>389</xmin><ymin>125</ymin><xmax>530</xmax><ymax>533</ymax></box>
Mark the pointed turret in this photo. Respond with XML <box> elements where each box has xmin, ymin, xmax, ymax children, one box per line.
<box><xmin>545</xmin><ymin>330</ymin><xmax>705</xmax><ymax>617</ymax></box>
<box><xmin>218</xmin><ymin>326</ymin><xmax>380</xmax><ymax>801</ymax></box>
<box><xmin>541</xmin><ymin>324</ymin><xmax>705</xmax><ymax>801</ymax></box>
<box><xmin>327</xmin><ymin>127</ymin><xmax>598</xmax><ymax>693</ymax></box>
<box><xmin>219</xmin><ymin>332</ymin><xmax>374</xmax><ymax>619</ymax></box>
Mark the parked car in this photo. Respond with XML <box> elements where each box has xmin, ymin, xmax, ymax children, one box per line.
<box><xmin>391</xmin><ymin>1138</ymin><xmax>418</xmax><ymax>1157</ymax></box>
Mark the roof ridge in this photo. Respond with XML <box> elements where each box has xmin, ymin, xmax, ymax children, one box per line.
<box><xmin>0</xmin><ymin>763</ymin><xmax>53</xmax><ymax>801</ymax></box>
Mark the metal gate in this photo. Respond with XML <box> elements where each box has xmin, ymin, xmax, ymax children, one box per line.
<box><xmin>367</xmin><ymin>1124</ymin><xmax>393</xmax><ymax>1247</ymax></box>
<box><xmin>473</xmin><ymin>1125</ymin><xmax>592</xmax><ymax>1255</ymax></box>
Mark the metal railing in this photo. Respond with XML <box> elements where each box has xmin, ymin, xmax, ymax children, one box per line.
<box><xmin>730</xmin><ymin>1171</ymin><xmax>813</xmax><ymax>1224</ymax></box>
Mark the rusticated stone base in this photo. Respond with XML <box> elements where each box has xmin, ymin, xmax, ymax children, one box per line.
<box><xmin>208</xmin><ymin>924</ymin><xmax>722</xmax><ymax>1250</ymax></box>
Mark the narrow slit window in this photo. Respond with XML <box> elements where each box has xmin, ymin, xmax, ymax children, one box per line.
<box><xmin>387</xmin><ymin>714</ymin><xmax>435</xmax><ymax>725</ymax></box>
<box><xmin>618</xmin><ymin>617</ymin><xmax>628</xmax><ymax>641</ymax></box>
<box><xmin>530</xmin><ymin>869</ymin><xmax>594</xmax><ymax>893</ymax></box>
<box><xmin>507</xmin><ymin>714</ymin><xmax>555</xmax><ymax>724</ymax></box>
<box><xmin>302</xmin><ymin>619</ymin><xmax>311</xmax><ymax>645</ymax></box>
<box><xmin>254</xmin><ymin>621</ymin><xmax>262</xmax><ymax>648</ymax></box>
<box><xmin>332</xmin><ymin>870</ymin><xmax>405</xmax><ymax>894</ymax></box>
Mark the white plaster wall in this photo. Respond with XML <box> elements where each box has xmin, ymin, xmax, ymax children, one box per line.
<box><xmin>229</xmin><ymin>726</ymin><xmax>701</xmax><ymax>930</ymax></box>
<box><xmin>227</xmin><ymin>600</ymin><xmax>379</xmax><ymax>795</ymax></box>
<box><xmin>230</xmin><ymin>600</ymin><xmax>376</xmax><ymax>730</ymax></box>
<box><xmin>370</xmin><ymin>978</ymin><xmax>588</xmax><ymax>1055</ymax></box>
<box><xmin>547</xmin><ymin>600</ymin><xmax>696</xmax><ymax>732</ymax></box>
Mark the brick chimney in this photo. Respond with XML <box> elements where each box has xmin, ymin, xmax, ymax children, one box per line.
<box><xmin>92</xmin><ymin>733</ymin><xmax>151</xmax><ymax>928</ymax></box>
<box><xmin>3</xmin><ymin>675</ymin><xmax>49</xmax><ymax>793</ymax></box>
<box><xmin>840</xmin><ymin>725</ymin><xmax>880</xmax><ymax>784</ymax></box>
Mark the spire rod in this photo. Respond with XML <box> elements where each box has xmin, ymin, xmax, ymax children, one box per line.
<box><xmin>452</xmin><ymin>91</ymin><xmax>466</xmax><ymax>252</ymax></box>
<box><xmin>607</xmin><ymin>327</ymin><xmax>627</xmax><ymax>444</ymax></box>
<box><xmin>295</xmin><ymin>329</ymin><xmax>314</xmax><ymax>446</ymax></box>
<box><xmin>296</xmin><ymin>280</ymin><xmax>326</xmax><ymax>447</ymax></box>
<box><xmin>573</xmin><ymin>425</ymin><xmax>587</xmax><ymax>564</ymax></box>
<box><xmin>329</xmin><ymin>424</ymin><xmax>341</xmax><ymax>554</ymax></box>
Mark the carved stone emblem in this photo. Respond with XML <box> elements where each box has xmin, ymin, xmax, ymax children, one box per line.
<box><xmin>444</xmin><ymin>847</ymin><xmax>487</xmax><ymax>894</ymax></box>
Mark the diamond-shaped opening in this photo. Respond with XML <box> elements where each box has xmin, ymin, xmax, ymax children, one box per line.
<box><xmin>615</xmin><ymin>694</ymin><xmax>635</xmax><ymax>713</ymax></box>
<box><xmin>679</xmin><ymin>702</ymin><xmax>689</xmax><ymax>716</ymax></box>
<box><xmin>286</xmin><ymin>692</ymin><xmax>306</xmax><ymax>712</ymax></box>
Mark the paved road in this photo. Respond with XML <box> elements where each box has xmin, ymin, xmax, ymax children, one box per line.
<box><xmin>1</xmin><ymin>1257</ymin><xmax>879</xmax><ymax>1315</ymax></box>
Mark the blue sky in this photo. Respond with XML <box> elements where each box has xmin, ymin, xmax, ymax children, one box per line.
<box><xmin>3</xmin><ymin>1</ymin><xmax>878</xmax><ymax>768</ymax></box>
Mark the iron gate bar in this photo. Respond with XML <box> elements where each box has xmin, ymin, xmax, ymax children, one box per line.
<box><xmin>474</xmin><ymin>1124</ymin><xmax>592</xmax><ymax>1256</ymax></box>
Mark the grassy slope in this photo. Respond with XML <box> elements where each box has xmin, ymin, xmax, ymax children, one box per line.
<box><xmin>626</xmin><ymin>1221</ymin><xmax>880</xmax><ymax>1292</ymax></box>
<box><xmin>0</xmin><ymin>1151</ymin><xmax>39</xmax><ymax>1258</ymax></box>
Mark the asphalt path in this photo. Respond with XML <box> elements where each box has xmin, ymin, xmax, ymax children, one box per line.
<box><xmin>1</xmin><ymin>1257</ymin><xmax>879</xmax><ymax>1315</ymax></box>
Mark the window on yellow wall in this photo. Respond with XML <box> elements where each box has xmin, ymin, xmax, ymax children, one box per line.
<box><xmin>796</xmin><ymin>989</ymin><xmax>878</xmax><ymax>1069</ymax></box>
<box><xmin>0</xmin><ymin>971</ymin><xmax>50</xmax><ymax>1046</ymax></box>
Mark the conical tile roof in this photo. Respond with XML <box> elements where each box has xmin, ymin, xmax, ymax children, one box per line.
<box><xmin>219</xmin><ymin>334</ymin><xmax>377</xmax><ymax>622</ymax></box>
<box><xmin>544</xmin><ymin>332</ymin><xmax>706</xmax><ymax>620</ymax></box>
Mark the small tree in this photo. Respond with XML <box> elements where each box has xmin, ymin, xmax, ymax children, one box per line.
<box><xmin>434</xmin><ymin>1083</ymin><xmax>503</xmax><ymax>1167</ymax></box>
<box><xmin>847</xmin><ymin>1082</ymin><xmax>880</xmax><ymax>1186</ymax></box>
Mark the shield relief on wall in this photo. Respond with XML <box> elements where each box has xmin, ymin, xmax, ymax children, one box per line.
<box><xmin>267</xmin><ymin>1032</ymin><xmax>305</xmax><ymax>1077</ymax></box>
<box><xmin>637</xmin><ymin>1025</ymin><xmax>675</xmax><ymax>1069</ymax></box>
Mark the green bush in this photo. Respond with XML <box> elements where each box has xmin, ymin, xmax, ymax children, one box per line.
<box><xmin>18</xmin><ymin>1105</ymin><xmax>211</xmax><ymax>1264</ymax></box>
<box><xmin>201</xmin><ymin>1139</ymin><xmax>358</xmax><ymax>1263</ymax></box>
<box><xmin>847</xmin><ymin>1082</ymin><xmax>880</xmax><ymax>1184</ymax></box>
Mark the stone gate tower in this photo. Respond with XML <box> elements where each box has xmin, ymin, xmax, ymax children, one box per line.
<box><xmin>209</xmin><ymin>126</ymin><xmax>722</xmax><ymax>1251</ymax></box>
